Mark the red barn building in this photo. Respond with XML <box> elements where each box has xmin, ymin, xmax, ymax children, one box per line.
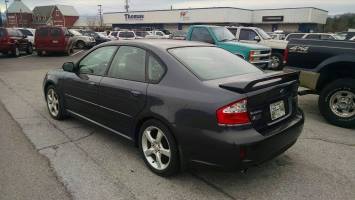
<box><xmin>6</xmin><ymin>0</ymin><xmax>33</xmax><ymax>27</ymax></box>
<box><xmin>32</xmin><ymin>5</ymin><xmax>79</xmax><ymax>28</ymax></box>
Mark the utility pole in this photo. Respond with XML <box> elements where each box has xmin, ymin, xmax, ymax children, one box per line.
<box><xmin>124</xmin><ymin>0</ymin><xmax>129</xmax><ymax>13</ymax></box>
<box><xmin>98</xmin><ymin>4</ymin><xmax>103</xmax><ymax>29</ymax></box>
<box><xmin>5</xmin><ymin>0</ymin><xmax>9</xmax><ymax>27</ymax></box>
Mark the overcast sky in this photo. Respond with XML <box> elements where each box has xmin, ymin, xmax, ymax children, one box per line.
<box><xmin>1</xmin><ymin>0</ymin><xmax>355</xmax><ymax>15</ymax></box>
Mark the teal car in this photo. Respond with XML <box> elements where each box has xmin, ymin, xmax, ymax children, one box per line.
<box><xmin>186</xmin><ymin>25</ymin><xmax>271</xmax><ymax>68</ymax></box>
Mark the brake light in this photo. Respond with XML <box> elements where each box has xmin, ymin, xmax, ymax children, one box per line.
<box><xmin>283</xmin><ymin>48</ymin><xmax>289</xmax><ymax>64</ymax></box>
<box><xmin>216</xmin><ymin>99</ymin><xmax>250</xmax><ymax>125</ymax></box>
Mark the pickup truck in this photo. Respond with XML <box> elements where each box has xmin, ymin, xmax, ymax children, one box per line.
<box><xmin>285</xmin><ymin>39</ymin><xmax>355</xmax><ymax>128</ymax></box>
<box><xmin>186</xmin><ymin>25</ymin><xmax>271</xmax><ymax>69</ymax></box>
<box><xmin>227</xmin><ymin>26</ymin><xmax>288</xmax><ymax>70</ymax></box>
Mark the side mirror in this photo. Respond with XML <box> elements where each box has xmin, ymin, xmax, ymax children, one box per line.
<box><xmin>254</xmin><ymin>36</ymin><xmax>261</xmax><ymax>42</ymax></box>
<box><xmin>62</xmin><ymin>62</ymin><xmax>76</xmax><ymax>72</ymax></box>
<box><xmin>22</xmin><ymin>35</ymin><xmax>27</xmax><ymax>39</ymax></box>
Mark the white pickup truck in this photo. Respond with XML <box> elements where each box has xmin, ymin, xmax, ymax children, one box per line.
<box><xmin>145</xmin><ymin>30</ymin><xmax>170</xmax><ymax>39</ymax></box>
<box><xmin>227</xmin><ymin>26</ymin><xmax>288</xmax><ymax>70</ymax></box>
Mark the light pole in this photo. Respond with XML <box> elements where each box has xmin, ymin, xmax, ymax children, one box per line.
<box><xmin>5</xmin><ymin>0</ymin><xmax>9</xmax><ymax>27</ymax></box>
<box><xmin>98</xmin><ymin>4</ymin><xmax>103</xmax><ymax>29</ymax></box>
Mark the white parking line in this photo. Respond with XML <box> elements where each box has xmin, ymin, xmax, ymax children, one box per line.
<box><xmin>71</xmin><ymin>50</ymin><xmax>84</xmax><ymax>57</ymax></box>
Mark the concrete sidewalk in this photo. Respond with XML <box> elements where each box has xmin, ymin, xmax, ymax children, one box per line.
<box><xmin>0</xmin><ymin>102</ymin><xmax>71</xmax><ymax>200</ymax></box>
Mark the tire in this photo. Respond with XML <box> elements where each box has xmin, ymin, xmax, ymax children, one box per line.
<box><xmin>139</xmin><ymin>119</ymin><xmax>179</xmax><ymax>176</ymax></box>
<box><xmin>26</xmin><ymin>44</ymin><xmax>33</xmax><ymax>55</ymax></box>
<box><xmin>269</xmin><ymin>53</ymin><xmax>283</xmax><ymax>70</ymax></box>
<box><xmin>318</xmin><ymin>78</ymin><xmax>355</xmax><ymax>128</ymax></box>
<box><xmin>76</xmin><ymin>41</ymin><xmax>85</xmax><ymax>49</ymax></box>
<box><xmin>37</xmin><ymin>50</ymin><xmax>43</xmax><ymax>56</ymax></box>
<box><xmin>45</xmin><ymin>85</ymin><xmax>66</xmax><ymax>120</ymax></box>
<box><xmin>64</xmin><ymin>47</ymin><xmax>73</xmax><ymax>56</ymax></box>
<box><xmin>12</xmin><ymin>46</ymin><xmax>20</xmax><ymax>57</ymax></box>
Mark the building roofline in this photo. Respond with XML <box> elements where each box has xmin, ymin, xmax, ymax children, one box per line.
<box><xmin>103</xmin><ymin>6</ymin><xmax>328</xmax><ymax>14</ymax></box>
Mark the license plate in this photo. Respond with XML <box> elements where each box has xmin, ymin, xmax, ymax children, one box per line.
<box><xmin>270</xmin><ymin>100</ymin><xmax>286</xmax><ymax>121</ymax></box>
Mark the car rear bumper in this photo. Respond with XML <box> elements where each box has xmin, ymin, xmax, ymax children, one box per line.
<box><xmin>177</xmin><ymin>108</ymin><xmax>304</xmax><ymax>170</ymax></box>
<box><xmin>0</xmin><ymin>44</ymin><xmax>15</xmax><ymax>53</ymax></box>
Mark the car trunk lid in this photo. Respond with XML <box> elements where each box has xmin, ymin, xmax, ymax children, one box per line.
<box><xmin>219</xmin><ymin>71</ymin><xmax>300</xmax><ymax>135</ymax></box>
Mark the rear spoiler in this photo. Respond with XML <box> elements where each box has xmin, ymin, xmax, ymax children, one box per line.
<box><xmin>219</xmin><ymin>71</ymin><xmax>300</xmax><ymax>93</ymax></box>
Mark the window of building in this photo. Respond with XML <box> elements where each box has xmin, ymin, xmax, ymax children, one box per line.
<box><xmin>56</xmin><ymin>10</ymin><xmax>60</xmax><ymax>17</ymax></box>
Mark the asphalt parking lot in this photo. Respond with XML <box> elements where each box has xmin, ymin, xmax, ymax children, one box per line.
<box><xmin>0</xmin><ymin>51</ymin><xmax>354</xmax><ymax>200</ymax></box>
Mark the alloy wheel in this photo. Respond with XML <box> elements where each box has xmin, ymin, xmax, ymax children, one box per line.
<box><xmin>141</xmin><ymin>126</ymin><xmax>171</xmax><ymax>170</ymax></box>
<box><xmin>329</xmin><ymin>90</ymin><xmax>355</xmax><ymax>118</ymax></box>
<box><xmin>270</xmin><ymin>55</ymin><xmax>280</xmax><ymax>69</ymax></box>
<box><xmin>47</xmin><ymin>88</ymin><xmax>60</xmax><ymax>117</ymax></box>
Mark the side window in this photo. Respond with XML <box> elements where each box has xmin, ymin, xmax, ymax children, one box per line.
<box><xmin>286</xmin><ymin>34</ymin><xmax>304</xmax><ymax>41</ymax></box>
<box><xmin>38</xmin><ymin>28</ymin><xmax>48</xmax><ymax>37</ymax></box>
<box><xmin>0</xmin><ymin>29</ymin><xmax>5</xmax><ymax>38</ymax></box>
<box><xmin>305</xmin><ymin>34</ymin><xmax>320</xmax><ymax>39</ymax></box>
<box><xmin>79</xmin><ymin>46</ymin><xmax>117</xmax><ymax>76</ymax></box>
<box><xmin>50</xmin><ymin>28</ymin><xmax>61</xmax><ymax>37</ymax></box>
<box><xmin>156</xmin><ymin>32</ymin><xmax>163</xmax><ymax>36</ymax></box>
<box><xmin>108</xmin><ymin>46</ymin><xmax>146</xmax><ymax>82</ymax></box>
<box><xmin>321</xmin><ymin>35</ymin><xmax>333</xmax><ymax>40</ymax></box>
<box><xmin>111</xmin><ymin>32</ymin><xmax>118</xmax><ymax>37</ymax></box>
<box><xmin>228</xmin><ymin>28</ymin><xmax>237</xmax><ymax>36</ymax></box>
<box><xmin>190</xmin><ymin>28</ymin><xmax>214</xmax><ymax>44</ymax></box>
<box><xmin>148</xmin><ymin>55</ymin><xmax>165</xmax><ymax>82</ymax></box>
<box><xmin>239</xmin><ymin>29</ymin><xmax>257</xmax><ymax>40</ymax></box>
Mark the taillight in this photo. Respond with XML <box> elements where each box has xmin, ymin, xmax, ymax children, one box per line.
<box><xmin>216</xmin><ymin>99</ymin><xmax>250</xmax><ymax>125</ymax></box>
<box><xmin>249</xmin><ymin>51</ymin><xmax>255</xmax><ymax>62</ymax></box>
<box><xmin>283</xmin><ymin>48</ymin><xmax>289</xmax><ymax>64</ymax></box>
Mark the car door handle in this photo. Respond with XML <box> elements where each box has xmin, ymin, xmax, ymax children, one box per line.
<box><xmin>130</xmin><ymin>90</ymin><xmax>141</xmax><ymax>97</ymax></box>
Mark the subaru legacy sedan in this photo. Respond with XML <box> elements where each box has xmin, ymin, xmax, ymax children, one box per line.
<box><xmin>43</xmin><ymin>40</ymin><xmax>304</xmax><ymax>176</ymax></box>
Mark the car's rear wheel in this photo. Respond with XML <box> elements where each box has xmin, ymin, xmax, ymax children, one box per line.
<box><xmin>76</xmin><ymin>41</ymin><xmax>85</xmax><ymax>49</ymax></box>
<box><xmin>37</xmin><ymin>50</ymin><xmax>42</xmax><ymax>56</ymax></box>
<box><xmin>139</xmin><ymin>120</ymin><xmax>179</xmax><ymax>176</ymax></box>
<box><xmin>319</xmin><ymin>79</ymin><xmax>355</xmax><ymax>128</ymax></box>
<box><xmin>46</xmin><ymin>85</ymin><xmax>66</xmax><ymax>120</ymax></box>
<box><xmin>26</xmin><ymin>44</ymin><xmax>33</xmax><ymax>54</ymax></box>
<box><xmin>269</xmin><ymin>53</ymin><xmax>283</xmax><ymax>70</ymax></box>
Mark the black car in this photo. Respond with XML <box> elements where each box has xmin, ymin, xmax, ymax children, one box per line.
<box><xmin>285</xmin><ymin>39</ymin><xmax>355</xmax><ymax>128</ymax></box>
<box><xmin>80</xmin><ymin>30</ymin><xmax>110</xmax><ymax>44</ymax></box>
<box><xmin>43</xmin><ymin>40</ymin><xmax>304</xmax><ymax>176</ymax></box>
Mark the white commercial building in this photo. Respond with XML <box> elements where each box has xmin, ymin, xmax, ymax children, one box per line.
<box><xmin>103</xmin><ymin>7</ymin><xmax>328</xmax><ymax>33</ymax></box>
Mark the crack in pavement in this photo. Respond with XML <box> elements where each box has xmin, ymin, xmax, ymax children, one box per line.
<box><xmin>189</xmin><ymin>171</ymin><xmax>241</xmax><ymax>200</ymax></box>
<box><xmin>299</xmin><ymin>137</ymin><xmax>355</xmax><ymax>147</ymax></box>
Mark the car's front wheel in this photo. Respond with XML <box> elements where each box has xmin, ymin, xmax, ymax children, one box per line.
<box><xmin>319</xmin><ymin>79</ymin><xmax>355</xmax><ymax>128</ymax></box>
<box><xmin>139</xmin><ymin>120</ymin><xmax>179</xmax><ymax>176</ymax></box>
<box><xmin>46</xmin><ymin>85</ymin><xmax>66</xmax><ymax>120</ymax></box>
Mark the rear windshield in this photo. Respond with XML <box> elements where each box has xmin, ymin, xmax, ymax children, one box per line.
<box><xmin>7</xmin><ymin>29</ymin><xmax>22</xmax><ymax>37</ymax></box>
<box><xmin>119</xmin><ymin>31</ymin><xmax>135</xmax><ymax>38</ymax></box>
<box><xmin>19</xmin><ymin>29</ymin><xmax>33</xmax><ymax>36</ymax></box>
<box><xmin>286</xmin><ymin>34</ymin><xmax>305</xmax><ymax>41</ymax></box>
<box><xmin>169</xmin><ymin>47</ymin><xmax>261</xmax><ymax>80</ymax></box>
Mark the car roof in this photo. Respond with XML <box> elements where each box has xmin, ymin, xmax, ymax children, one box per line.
<box><xmin>102</xmin><ymin>39</ymin><xmax>214</xmax><ymax>50</ymax></box>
